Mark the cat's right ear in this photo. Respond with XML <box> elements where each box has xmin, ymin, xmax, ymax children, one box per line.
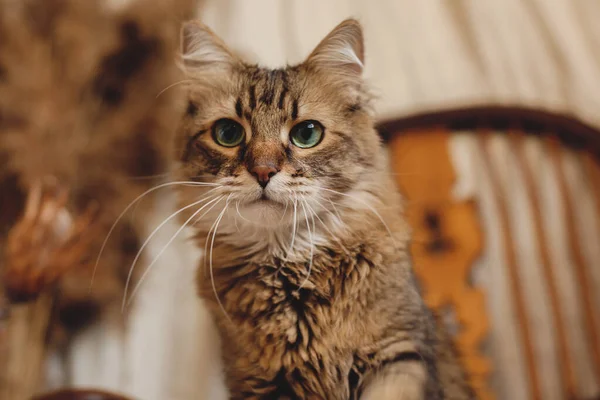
<box><xmin>180</xmin><ymin>21</ymin><xmax>239</xmax><ymax>74</ymax></box>
<box><xmin>304</xmin><ymin>19</ymin><xmax>365</xmax><ymax>77</ymax></box>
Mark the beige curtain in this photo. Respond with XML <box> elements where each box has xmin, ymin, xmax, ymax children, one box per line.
<box><xmin>199</xmin><ymin>0</ymin><xmax>600</xmax><ymax>128</ymax></box>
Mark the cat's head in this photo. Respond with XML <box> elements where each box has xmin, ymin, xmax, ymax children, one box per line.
<box><xmin>176</xmin><ymin>19</ymin><xmax>392</xmax><ymax>246</ymax></box>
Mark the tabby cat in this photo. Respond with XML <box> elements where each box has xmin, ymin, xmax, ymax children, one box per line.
<box><xmin>175</xmin><ymin>18</ymin><xmax>475</xmax><ymax>399</ymax></box>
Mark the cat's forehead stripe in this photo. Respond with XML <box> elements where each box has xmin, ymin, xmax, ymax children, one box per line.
<box><xmin>291</xmin><ymin>99</ymin><xmax>299</xmax><ymax>121</ymax></box>
<box><xmin>235</xmin><ymin>97</ymin><xmax>243</xmax><ymax>118</ymax></box>
<box><xmin>259</xmin><ymin>70</ymin><xmax>275</xmax><ymax>106</ymax></box>
<box><xmin>242</xmin><ymin>67</ymin><xmax>295</xmax><ymax>119</ymax></box>
<box><xmin>277</xmin><ymin>86</ymin><xmax>288</xmax><ymax>110</ymax></box>
<box><xmin>248</xmin><ymin>84</ymin><xmax>257</xmax><ymax>110</ymax></box>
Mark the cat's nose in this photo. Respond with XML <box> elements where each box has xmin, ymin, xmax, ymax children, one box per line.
<box><xmin>250</xmin><ymin>165</ymin><xmax>279</xmax><ymax>188</ymax></box>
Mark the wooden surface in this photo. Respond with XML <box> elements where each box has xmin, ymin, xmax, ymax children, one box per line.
<box><xmin>33</xmin><ymin>389</ymin><xmax>133</xmax><ymax>400</ymax></box>
<box><xmin>476</xmin><ymin>132</ymin><xmax>543</xmax><ymax>400</ymax></box>
<box><xmin>549</xmin><ymin>138</ymin><xmax>600</xmax><ymax>384</ymax></box>
<box><xmin>511</xmin><ymin>132</ymin><xmax>577</xmax><ymax>398</ymax></box>
<box><xmin>0</xmin><ymin>293</ymin><xmax>54</xmax><ymax>400</ymax></box>
<box><xmin>388</xmin><ymin>128</ymin><xmax>491</xmax><ymax>399</ymax></box>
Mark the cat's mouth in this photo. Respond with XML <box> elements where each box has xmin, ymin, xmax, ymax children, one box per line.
<box><xmin>248</xmin><ymin>191</ymin><xmax>283</xmax><ymax>207</ymax></box>
<box><xmin>254</xmin><ymin>195</ymin><xmax>276</xmax><ymax>204</ymax></box>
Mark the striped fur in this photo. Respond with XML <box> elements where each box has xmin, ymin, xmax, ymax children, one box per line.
<box><xmin>175</xmin><ymin>19</ymin><xmax>474</xmax><ymax>399</ymax></box>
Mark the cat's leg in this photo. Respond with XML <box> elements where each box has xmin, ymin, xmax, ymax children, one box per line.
<box><xmin>359</xmin><ymin>356</ymin><xmax>428</xmax><ymax>400</ymax></box>
<box><xmin>357</xmin><ymin>334</ymin><xmax>442</xmax><ymax>400</ymax></box>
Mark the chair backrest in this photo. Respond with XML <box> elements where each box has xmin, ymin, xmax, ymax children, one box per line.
<box><xmin>34</xmin><ymin>389</ymin><xmax>132</xmax><ymax>400</ymax></box>
<box><xmin>381</xmin><ymin>107</ymin><xmax>600</xmax><ymax>400</ymax></box>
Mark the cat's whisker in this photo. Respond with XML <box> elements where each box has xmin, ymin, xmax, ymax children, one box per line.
<box><xmin>297</xmin><ymin>198</ymin><xmax>314</xmax><ymax>291</ymax></box>
<box><xmin>130</xmin><ymin>185</ymin><xmax>220</xmax><ymax>227</ymax></box>
<box><xmin>203</xmin><ymin>200</ymin><xmax>224</xmax><ymax>272</ymax></box>
<box><xmin>235</xmin><ymin>201</ymin><xmax>253</xmax><ymax>224</ymax></box>
<box><xmin>193</xmin><ymin>194</ymin><xmax>227</xmax><ymax>226</ymax></box>
<box><xmin>91</xmin><ymin>180</ymin><xmax>222</xmax><ymax>292</ymax></box>
<box><xmin>127</xmin><ymin>172</ymin><xmax>172</xmax><ymax>180</ymax></box>
<box><xmin>286</xmin><ymin>196</ymin><xmax>298</xmax><ymax>259</ymax></box>
<box><xmin>304</xmin><ymin>197</ymin><xmax>350</xmax><ymax>255</ymax></box>
<box><xmin>120</xmin><ymin>193</ymin><xmax>218</xmax><ymax>311</ymax></box>
<box><xmin>233</xmin><ymin>202</ymin><xmax>241</xmax><ymax>232</ymax></box>
<box><xmin>278</xmin><ymin>200</ymin><xmax>290</xmax><ymax>223</ymax></box>
<box><xmin>124</xmin><ymin>195</ymin><xmax>224</xmax><ymax>308</ymax></box>
<box><xmin>319</xmin><ymin>187</ymin><xmax>399</xmax><ymax>250</ymax></box>
<box><xmin>194</xmin><ymin>197</ymin><xmax>228</xmax><ymax>279</ymax></box>
<box><xmin>156</xmin><ymin>79</ymin><xmax>196</xmax><ymax>98</ymax></box>
<box><xmin>326</xmin><ymin>197</ymin><xmax>344</xmax><ymax>222</ymax></box>
<box><xmin>311</xmin><ymin>195</ymin><xmax>348</xmax><ymax>233</ymax></box>
<box><xmin>201</xmin><ymin>198</ymin><xmax>226</xmax><ymax>282</ymax></box>
<box><xmin>208</xmin><ymin>195</ymin><xmax>233</xmax><ymax>323</ymax></box>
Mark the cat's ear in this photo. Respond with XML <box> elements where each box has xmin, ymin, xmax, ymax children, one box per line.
<box><xmin>180</xmin><ymin>21</ymin><xmax>239</xmax><ymax>74</ymax></box>
<box><xmin>305</xmin><ymin>19</ymin><xmax>364</xmax><ymax>76</ymax></box>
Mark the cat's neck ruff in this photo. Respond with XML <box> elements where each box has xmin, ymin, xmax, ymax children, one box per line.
<box><xmin>200</xmin><ymin>177</ymin><xmax>405</xmax><ymax>265</ymax></box>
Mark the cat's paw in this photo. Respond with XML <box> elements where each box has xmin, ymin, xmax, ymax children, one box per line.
<box><xmin>360</xmin><ymin>361</ymin><xmax>427</xmax><ymax>400</ymax></box>
<box><xmin>2</xmin><ymin>178</ymin><xmax>99</xmax><ymax>303</ymax></box>
<box><xmin>360</xmin><ymin>379</ymin><xmax>424</xmax><ymax>400</ymax></box>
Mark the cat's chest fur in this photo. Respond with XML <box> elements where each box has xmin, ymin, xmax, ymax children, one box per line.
<box><xmin>199</xmin><ymin>244</ymin><xmax>385</xmax><ymax>399</ymax></box>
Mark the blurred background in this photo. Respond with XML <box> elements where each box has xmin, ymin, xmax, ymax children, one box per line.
<box><xmin>1</xmin><ymin>1</ymin><xmax>600</xmax><ymax>399</ymax></box>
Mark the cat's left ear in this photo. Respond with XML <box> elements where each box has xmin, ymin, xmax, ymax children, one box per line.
<box><xmin>180</xmin><ymin>20</ymin><xmax>240</xmax><ymax>74</ymax></box>
<box><xmin>305</xmin><ymin>19</ymin><xmax>364</xmax><ymax>76</ymax></box>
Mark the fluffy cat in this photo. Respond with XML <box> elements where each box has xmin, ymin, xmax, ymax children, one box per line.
<box><xmin>175</xmin><ymin>18</ymin><xmax>474</xmax><ymax>400</ymax></box>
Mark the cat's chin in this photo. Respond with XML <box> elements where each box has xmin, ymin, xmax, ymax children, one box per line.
<box><xmin>237</xmin><ymin>199</ymin><xmax>288</xmax><ymax>227</ymax></box>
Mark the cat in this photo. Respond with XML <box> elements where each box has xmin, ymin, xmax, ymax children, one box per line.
<box><xmin>174</xmin><ymin>18</ymin><xmax>475</xmax><ymax>399</ymax></box>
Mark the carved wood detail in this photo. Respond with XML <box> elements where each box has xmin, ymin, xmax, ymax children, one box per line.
<box><xmin>388</xmin><ymin>128</ymin><xmax>491</xmax><ymax>399</ymax></box>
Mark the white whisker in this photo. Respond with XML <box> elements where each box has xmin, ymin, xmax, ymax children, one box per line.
<box><xmin>156</xmin><ymin>79</ymin><xmax>196</xmax><ymax>98</ymax></box>
<box><xmin>193</xmin><ymin>193</ymin><xmax>226</xmax><ymax>226</ymax></box>
<box><xmin>125</xmin><ymin>195</ymin><xmax>223</xmax><ymax>308</ymax></box>
<box><xmin>327</xmin><ymin>198</ymin><xmax>343</xmax><ymax>221</ymax></box>
<box><xmin>312</xmin><ymin>195</ymin><xmax>347</xmax><ymax>232</ymax></box>
<box><xmin>127</xmin><ymin>172</ymin><xmax>171</xmax><ymax>180</ymax></box>
<box><xmin>234</xmin><ymin>202</ymin><xmax>241</xmax><ymax>232</ymax></box>
<box><xmin>319</xmin><ymin>187</ymin><xmax>398</xmax><ymax>249</ymax></box>
<box><xmin>91</xmin><ymin>180</ymin><xmax>221</xmax><ymax>292</ymax></box>
<box><xmin>287</xmin><ymin>196</ymin><xmax>298</xmax><ymax>258</ymax></box>
<box><xmin>278</xmin><ymin>200</ymin><xmax>290</xmax><ymax>223</ymax></box>
<box><xmin>131</xmin><ymin>186</ymin><xmax>220</xmax><ymax>230</ymax></box>
<box><xmin>235</xmin><ymin>201</ymin><xmax>253</xmax><ymax>224</ymax></box>
<box><xmin>304</xmin><ymin>196</ymin><xmax>350</xmax><ymax>255</ymax></box>
<box><xmin>208</xmin><ymin>195</ymin><xmax>232</xmax><ymax>323</ymax></box>
<box><xmin>121</xmin><ymin>193</ymin><xmax>218</xmax><ymax>311</ymax></box>
<box><xmin>298</xmin><ymin>198</ymin><xmax>314</xmax><ymax>291</ymax></box>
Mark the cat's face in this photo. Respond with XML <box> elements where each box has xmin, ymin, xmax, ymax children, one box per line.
<box><xmin>176</xmin><ymin>20</ymin><xmax>385</xmax><ymax>232</ymax></box>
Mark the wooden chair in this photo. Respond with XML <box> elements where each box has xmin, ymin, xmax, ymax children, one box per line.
<box><xmin>381</xmin><ymin>106</ymin><xmax>600</xmax><ymax>400</ymax></box>
<box><xmin>33</xmin><ymin>390</ymin><xmax>132</xmax><ymax>400</ymax></box>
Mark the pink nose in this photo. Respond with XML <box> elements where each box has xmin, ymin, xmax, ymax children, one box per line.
<box><xmin>250</xmin><ymin>165</ymin><xmax>278</xmax><ymax>188</ymax></box>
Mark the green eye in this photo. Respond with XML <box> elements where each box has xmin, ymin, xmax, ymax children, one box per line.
<box><xmin>212</xmin><ymin>118</ymin><xmax>245</xmax><ymax>147</ymax></box>
<box><xmin>290</xmin><ymin>120</ymin><xmax>324</xmax><ymax>149</ymax></box>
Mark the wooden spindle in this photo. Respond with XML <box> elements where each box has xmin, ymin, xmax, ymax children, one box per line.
<box><xmin>548</xmin><ymin>138</ymin><xmax>600</xmax><ymax>384</ymax></box>
<box><xmin>510</xmin><ymin>131</ymin><xmax>576</xmax><ymax>398</ymax></box>
<box><xmin>477</xmin><ymin>132</ymin><xmax>542</xmax><ymax>400</ymax></box>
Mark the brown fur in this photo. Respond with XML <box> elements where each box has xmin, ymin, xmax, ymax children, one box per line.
<box><xmin>176</xmin><ymin>19</ymin><xmax>475</xmax><ymax>399</ymax></box>
<box><xmin>0</xmin><ymin>0</ymin><xmax>197</xmax><ymax>343</ymax></box>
